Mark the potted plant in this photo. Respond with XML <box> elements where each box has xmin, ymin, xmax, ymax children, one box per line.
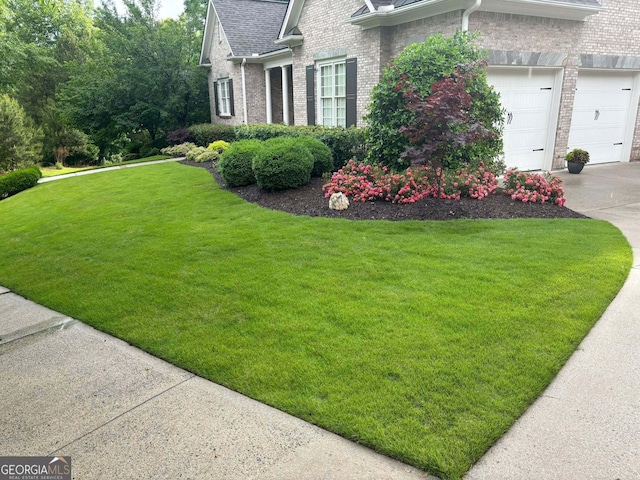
<box><xmin>566</xmin><ymin>148</ymin><xmax>590</xmax><ymax>174</ymax></box>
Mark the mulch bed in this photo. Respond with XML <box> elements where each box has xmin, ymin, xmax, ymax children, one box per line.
<box><xmin>180</xmin><ymin>160</ymin><xmax>588</xmax><ymax>221</ymax></box>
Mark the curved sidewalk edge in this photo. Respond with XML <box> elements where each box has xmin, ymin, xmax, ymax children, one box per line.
<box><xmin>38</xmin><ymin>157</ymin><xmax>185</xmax><ymax>183</ymax></box>
<box><xmin>467</xmin><ymin>162</ymin><xmax>640</xmax><ymax>479</ymax></box>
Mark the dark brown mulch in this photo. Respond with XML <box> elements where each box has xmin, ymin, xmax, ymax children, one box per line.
<box><xmin>180</xmin><ymin>160</ymin><xmax>588</xmax><ymax>221</ymax></box>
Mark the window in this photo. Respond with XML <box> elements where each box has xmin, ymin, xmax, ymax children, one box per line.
<box><xmin>214</xmin><ymin>78</ymin><xmax>234</xmax><ymax>117</ymax></box>
<box><xmin>318</xmin><ymin>60</ymin><xmax>346</xmax><ymax>127</ymax></box>
<box><xmin>217</xmin><ymin>79</ymin><xmax>231</xmax><ymax>116</ymax></box>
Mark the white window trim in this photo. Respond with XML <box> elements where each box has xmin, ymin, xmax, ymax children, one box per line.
<box><xmin>316</xmin><ymin>59</ymin><xmax>347</xmax><ymax>128</ymax></box>
<box><xmin>217</xmin><ymin>78</ymin><xmax>231</xmax><ymax>117</ymax></box>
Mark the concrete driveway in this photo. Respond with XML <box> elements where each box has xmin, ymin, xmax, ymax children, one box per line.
<box><xmin>2</xmin><ymin>162</ymin><xmax>638</xmax><ymax>479</ymax></box>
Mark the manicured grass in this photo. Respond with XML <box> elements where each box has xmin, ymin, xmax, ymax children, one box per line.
<box><xmin>40</xmin><ymin>155</ymin><xmax>173</xmax><ymax>177</ymax></box>
<box><xmin>0</xmin><ymin>163</ymin><xmax>631</xmax><ymax>479</ymax></box>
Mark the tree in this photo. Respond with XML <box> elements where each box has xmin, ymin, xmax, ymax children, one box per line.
<box><xmin>59</xmin><ymin>0</ymin><xmax>209</xmax><ymax>154</ymax></box>
<box><xmin>366</xmin><ymin>32</ymin><xmax>503</xmax><ymax>170</ymax></box>
<box><xmin>0</xmin><ymin>95</ymin><xmax>43</xmax><ymax>172</ymax></box>
<box><xmin>398</xmin><ymin>63</ymin><xmax>498</xmax><ymax>171</ymax></box>
<box><xmin>0</xmin><ymin>0</ymin><xmax>95</xmax><ymax>160</ymax></box>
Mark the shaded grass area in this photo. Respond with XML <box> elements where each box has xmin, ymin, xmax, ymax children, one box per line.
<box><xmin>0</xmin><ymin>163</ymin><xmax>631</xmax><ymax>479</ymax></box>
<box><xmin>40</xmin><ymin>155</ymin><xmax>173</xmax><ymax>177</ymax></box>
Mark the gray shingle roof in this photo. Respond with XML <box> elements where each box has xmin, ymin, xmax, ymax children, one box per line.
<box><xmin>212</xmin><ymin>0</ymin><xmax>288</xmax><ymax>56</ymax></box>
<box><xmin>352</xmin><ymin>0</ymin><xmax>601</xmax><ymax>18</ymax></box>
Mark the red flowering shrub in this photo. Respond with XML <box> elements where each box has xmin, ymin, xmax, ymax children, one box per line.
<box><xmin>323</xmin><ymin>160</ymin><xmax>498</xmax><ymax>204</ymax></box>
<box><xmin>502</xmin><ymin>169</ymin><xmax>566</xmax><ymax>207</ymax></box>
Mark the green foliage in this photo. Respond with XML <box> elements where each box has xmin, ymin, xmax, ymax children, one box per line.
<box><xmin>235</xmin><ymin>124</ymin><xmax>367</xmax><ymax>171</ymax></box>
<box><xmin>186</xmin><ymin>146</ymin><xmax>207</xmax><ymax>162</ymax></box>
<box><xmin>0</xmin><ymin>166</ymin><xmax>41</xmax><ymax>199</ymax></box>
<box><xmin>296</xmin><ymin>136</ymin><xmax>333</xmax><ymax>177</ymax></box>
<box><xmin>52</xmin><ymin>128</ymin><xmax>99</xmax><ymax>166</ymax></box>
<box><xmin>218</xmin><ymin>139</ymin><xmax>262</xmax><ymax>187</ymax></box>
<box><xmin>161</xmin><ymin>142</ymin><xmax>197</xmax><ymax>157</ymax></box>
<box><xmin>207</xmin><ymin>140</ymin><xmax>230</xmax><ymax>153</ymax></box>
<box><xmin>0</xmin><ymin>94</ymin><xmax>43</xmax><ymax>172</ymax></box>
<box><xmin>366</xmin><ymin>31</ymin><xmax>503</xmax><ymax>170</ymax></box>
<box><xmin>252</xmin><ymin>137</ymin><xmax>313</xmax><ymax>191</ymax></box>
<box><xmin>566</xmin><ymin>148</ymin><xmax>590</xmax><ymax>164</ymax></box>
<box><xmin>58</xmin><ymin>1</ymin><xmax>209</xmax><ymax>155</ymax></box>
<box><xmin>189</xmin><ymin>123</ymin><xmax>236</xmax><ymax>146</ymax></box>
<box><xmin>194</xmin><ymin>149</ymin><xmax>219</xmax><ymax>163</ymax></box>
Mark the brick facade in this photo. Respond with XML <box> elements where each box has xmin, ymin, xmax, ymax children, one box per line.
<box><xmin>204</xmin><ymin>0</ymin><xmax>640</xmax><ymax>165</ymax></box>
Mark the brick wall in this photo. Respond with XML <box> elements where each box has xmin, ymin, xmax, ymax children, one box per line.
<box><xmin>290</xmin><ymin>0</ymin><xmax>383</xmax><ymax>127</ymax></box>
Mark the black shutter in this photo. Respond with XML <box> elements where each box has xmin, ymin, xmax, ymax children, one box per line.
<box><xmin>228</xmin><ymin>79</ymin><xmax>235</xmax><ymax>116</ymax></box>
<box><xmin>213</xmin><ymin>81</ymin><xmax>220</xmax><ymax>116</ymax></box>
<box><xmin>306</xmin><ymin>65</ymin><xmax>315</xmax><ymax>126</ymax></box>
<box><xmin>346</xmin><ymin>58</ymin><xmax>357</xmax><ymax>128</ymax></box>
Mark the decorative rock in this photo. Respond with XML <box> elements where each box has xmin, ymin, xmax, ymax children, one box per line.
<box><xmin>329</xmin><ymin>192</ymin><xmax>349</xmax><ymax>210</ymax></box>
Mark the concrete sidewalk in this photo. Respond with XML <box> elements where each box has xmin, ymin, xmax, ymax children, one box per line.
<box><xmin>0</xmin><ymin>291</ymin><xmax>430</xmax><ymax>479</ymax></box>
<box><xmin>467</xmin><ymin>162</ymin><xmax>640</xmax><ymax>479</ymax></box>
<box><xmin>37</xmin><ymin>157</ymin><xmax>184</xmax><ymax>183</ymax></box>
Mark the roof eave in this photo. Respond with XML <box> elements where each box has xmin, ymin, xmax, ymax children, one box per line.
<box><xmin>348</xmin><ymin>0</ymin><xmax>603</xmax><ymax>29</ymax></box>
<box><xmin>274</xmin><ymin>35</ymin><xmax>304</xmax><ymax>47</ymax></box>
<box><xmin>227</xmin><ymin>48</ymin><xmax>292</xmax><ymax>65</ymax></box>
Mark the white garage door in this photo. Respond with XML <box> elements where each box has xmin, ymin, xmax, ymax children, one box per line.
<box><xmin>568</xmin><ymin>71</ymin><xmax>635</xmax><ymax>164</ymax></box>
<box><xmin>488</xmin><ymin>68</ymin><xmax>558</xmax><ymax>171</ymax></box>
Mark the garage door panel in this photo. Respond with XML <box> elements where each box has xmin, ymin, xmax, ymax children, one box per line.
<box><xmin>488</xmin><ymin>68</ymin><xmax>556</xmax><ymax>171</ymax></box>
<box><xmin>568</xmin><ymin>71</ymin><xmax>635</xmax><ymax>164</ymax></box>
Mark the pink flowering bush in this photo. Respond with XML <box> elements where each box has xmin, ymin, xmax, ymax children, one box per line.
<box><xmin>323</xmin><ymin>160</ymin><xmax>498</xmax><ymax>204</ymax></box>
<box><xmin>502</xmin><ymin>169</ymin><xmax>566</xmax><ymax>207</ymax></box>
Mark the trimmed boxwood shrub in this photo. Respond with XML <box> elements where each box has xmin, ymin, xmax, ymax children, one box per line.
<box><xmin>189</xmin><ymin>123</ymin><xmax>236</xmax><ymax>146</ymax></box>
<box><xmin>0</xmin><ymin>166</ymin><xmax>41</xmax><ymax>199</ymax></box>
<box><xmin>235</xmin><ymin>124</ymin><xmax>366</xmax><ymax>171</ymax></box>
<box><xmin>218</xmin><ymin>139</ymin><xmax>263</xmax><ymax>187</ymax></box>
<box><xmin>296</xmin><ymin>136</ymin><xmax>333</xmax><ymax>177</ymax></box>
<box><xmin>252</xmin><ymin>137</ymin><xmax>313</xmax><ymax>191</ymax></box>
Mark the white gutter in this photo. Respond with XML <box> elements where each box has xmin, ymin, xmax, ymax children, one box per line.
<box><xmin>241</xmin><ymin>58</ymin><xmax>248</xmax><ymax>125</ymax></box>
<box><xmin>462</xmin><ymin>0</ymin><xmax>482</xmax><ymax>31</ymax></box>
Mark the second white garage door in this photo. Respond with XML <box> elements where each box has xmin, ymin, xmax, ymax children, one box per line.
<box><xmin>568</xmin><ymin>70</ymin><xmax>637</xmax><ymax>164</ymax></box>
<box><xmin>488</xmin><ymin>68</ymin><xmax>560</xmax><ymax>171</ymax></box>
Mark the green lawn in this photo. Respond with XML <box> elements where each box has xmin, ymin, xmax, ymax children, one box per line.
<box><xmin>40</xmin><ymin>155</ymin><xmax>173</xmax><ymax>177</ymax></box>
<box><xmin>0</xmin><ymin>163</ymin><xmax>631</xmax><ymax>479</ymax></box>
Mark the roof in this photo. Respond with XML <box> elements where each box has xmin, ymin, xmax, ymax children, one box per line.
<box><xmin>352</xmin><ymin>0</ymin><xmax>602</xmax><ymax>17</ymax></box>
<box><xmin>212</xmin><ymin>0</ymin><xmax>288</xmax><ymax>56</ymax></box>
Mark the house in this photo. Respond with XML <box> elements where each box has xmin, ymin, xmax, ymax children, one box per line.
<box><xmin>199</xmin><ymin>0</ymin><xmax>640</xmax><ymax>171</ymax></box>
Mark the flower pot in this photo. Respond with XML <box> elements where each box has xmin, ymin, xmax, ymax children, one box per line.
<box><xmin>567</xmin><ymin>161</ymin><xmax>584</xmax><ymax>174</ymax></box>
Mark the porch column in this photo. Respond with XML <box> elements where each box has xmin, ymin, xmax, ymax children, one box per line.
<box><xmin>282</xmin><ymin>65</ymin><xmax>290</xmax><ymax>126</ymax></box>
<box><xmin>265</xmin><ymin>69</ymin><xmax>273</xmax><ymax>124</ymax></box>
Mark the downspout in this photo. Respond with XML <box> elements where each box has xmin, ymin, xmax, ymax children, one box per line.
<box><xmin>241</xmin><ymin>58</ymin><xmax>248</xmax><ymax>125</ymax></box>
<box><xmin>364</xmin><ymin>0</ymin><xmax>375</xmax><ymax>13</ymax></box>
<box><xmin>462</xmin><ymin>0</ymin><xmax>482</xmax><ymax>31</ymax></box>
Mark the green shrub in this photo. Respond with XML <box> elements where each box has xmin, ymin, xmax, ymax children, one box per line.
<box><xmin>195</xmin><ymin>149</ymin><xmax>219</xmax><ymax>163</ymax></box>
<box><xmin>218</xmin><ymin>140</ymin><xmax>262</xmax><ymax>187</ymax></box>
<box><xmin>366</xmin><ymin>31</ymin><xmax>503</xmax><ymax>170</ymax></box>
<box><xmin>186</xmin><ymin>146</ymin><xmax>207</xmax><ymax>162</ymax></box>
<box><xmin>55</xmin><ymin>162</ymin><xmax>64</xmax><ymax>170</ymax></box>
<box><xmin>296</xmin><ymin>136</ymin><xmax>333</xmax><ymax>177</ymax></box>
<box><xmin>252</xmin><ymin>138</ymin><xmax>314</xmax><ymax>191</ymax></box>
<box><xmin>0</xmin><ymin>166</ymin><xmax>41</xmax><ymax>199</ymax></box>
<box><xmin>189</xmin><ymin>123</ymin><xmax>236</xmax><ymax>146</ymax></box>
<box><xmin>207</xmin><ymin>140</ymin><xmax>230</xmax><ymax>153</ymax></box>
<box><xmin>139</xmin><ymin>145</ymin><xmax>160</xmax><ymax>158</ymax></box>
<box><xmin>235</xmin><ymin>124</ymin><xmax>366</xmax><ymax>171</ymax></box>
<box><xmin>161</xmin><ymin>142</ymin><xmax>197</xmax><ymax>157</ymax></box>
<box><xmin>565</xmin><ymin>148</ymin><xmax>590</xmax><ymax>164</ymax></box>
<box><xmin>314</xmin><ymin>127</ymin><xmax>367</xmax><ymax>170</ymax></box>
